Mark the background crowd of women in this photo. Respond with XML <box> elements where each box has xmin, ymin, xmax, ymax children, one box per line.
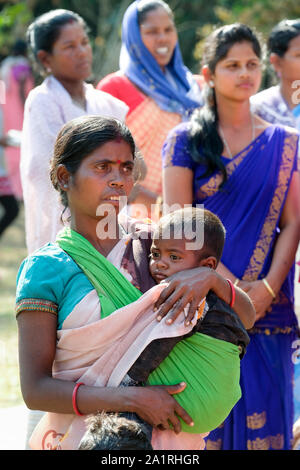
<box><xmin>4</xmin><ymin>0</ymin><xmax>300</xmax><ymax>451</ymax></box>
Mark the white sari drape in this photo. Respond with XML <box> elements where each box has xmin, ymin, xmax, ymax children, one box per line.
<box><xmin>29</xmin><ymin>283</ymin><xmax>207</xmax><ymax>450</ymax></box>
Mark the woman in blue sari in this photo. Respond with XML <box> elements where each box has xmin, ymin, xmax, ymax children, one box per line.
<box><xmin>162</xmin><ymin>23</ymin><xmax>300</xmax><ymax>450</ymax></box>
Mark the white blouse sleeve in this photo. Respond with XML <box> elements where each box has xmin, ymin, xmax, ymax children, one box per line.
<box><xmin>20</xmin><ymin>90</ymin><xmax>67</xmax><ymax>254</ymax></box>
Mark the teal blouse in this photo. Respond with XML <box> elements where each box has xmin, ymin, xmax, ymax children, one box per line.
<box><xmin>15</xmin><ymin>244</ymin><xmax>95</xmax><ymax>330</ymax></box>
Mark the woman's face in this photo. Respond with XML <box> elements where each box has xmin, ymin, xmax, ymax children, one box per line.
<box><xmin>271</xmin><ymin>34</ymin><xmax>300</xmax><ymax>86</ymax></box>
<box><xmin>139</xmin><ymin>7</ymin><xmax>178</xmax><ymax>71</ymax></box>
<box><xmin>208</xmin><ymin>41</ymin><xmax>262</xmax><ymax>102</ymax></box>
<box><xmin>39</xmin><ymin>20</ymin><xmax>92</xmax><ymax>81</ymax></box>
<box><xmin>67</xmin><ymin>139</ymin><xmax>135</xmax><ymax>224</ymax></box>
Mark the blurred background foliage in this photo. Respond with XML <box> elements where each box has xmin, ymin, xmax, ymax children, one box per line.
<box><xmin>0</xmin><ymin>0</ymin><xmax>299</xmax><ymax>84</ymax></box>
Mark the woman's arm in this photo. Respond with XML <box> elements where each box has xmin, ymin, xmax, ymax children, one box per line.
<box><xmin>163</xmin><ymin>166</ymin><xmax>194</xmax><ymax>208</ymax></box>
<box><xmin>128</xmin><ymin>184</ymin><xmax>159</xmax><ymax>219</ymax></box>
<box><xmin>21</xmin><ymin>93</ymin><xmax>68</xmax><ymax>252</ymax></box>
<box><xmin>238</xmin><ymin>171</ymin><xmax>300</xmax><ymax>320</ymax></box>
<box><xmin>17</xmin><ymin>311</ymin><xmax>193</xmax><ymax>433</ymax></box>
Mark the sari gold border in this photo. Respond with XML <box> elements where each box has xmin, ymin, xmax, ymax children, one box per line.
<box><xmin>206</xmin><ymin>438</ymin><xmax>223</xmax><ymax>450</ymax></box>
<box><xmin>247</xmin><ymin>411</ymin><xmax>266</xmax><ymax>430</ymax></box>
<box><xmin>247</xmin><ymin>433</ymin><xmax>284</xmax><ymax>450</ymax></box>
<box><xmin>243</xmin><ymin>132</ymin><xmax>298</xmax><ymax>281</ymax></box>
<box><xmin>207</xmin><ymin>433</ymin><xmax>284</xmax><ymax>451</ymax></box>
<box><xmin>195</xmin><ymin>140</ymin><xmax>259</xmax><ymax>199</ymax></box>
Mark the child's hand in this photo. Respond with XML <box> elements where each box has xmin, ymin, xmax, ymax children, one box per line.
<box><xmin>154</xmin><ymin>267</ymin><xmax>214</xmax><ymax>326</ymax></box>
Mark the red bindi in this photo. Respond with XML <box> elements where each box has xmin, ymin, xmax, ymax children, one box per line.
<box><xmin>114</xmin><ymin>135</ymin><xmax>123</xmax><ymax>143</ymax></box>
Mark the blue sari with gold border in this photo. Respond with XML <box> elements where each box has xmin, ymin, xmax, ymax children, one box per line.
<box><xmin>162</xmin><ymin>123</ymin><xmax>299</xmax><ymax>450</ymax></box>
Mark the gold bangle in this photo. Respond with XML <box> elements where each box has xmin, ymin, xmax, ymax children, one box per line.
<box><xmin>262</xmin><ymin>278</ymin><xmax>276</xmax><ymax>299</ymax></box>
<box><xmin>234</xmin><ymin>278</ymin><xmax>240</xmax><ymax>287</ymax></box>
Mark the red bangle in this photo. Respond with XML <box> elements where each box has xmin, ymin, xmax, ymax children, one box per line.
<box><xmin>226</xmin><ymin>279</ymin><xmax>236</xmax><ymax>308</ymax></box>
<box><xmin>72</xmin><ymin>382</ymin><xmax>85</xmax><ymax>416</ymax></box>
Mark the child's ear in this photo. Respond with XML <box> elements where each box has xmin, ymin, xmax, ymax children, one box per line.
<box><xmin>198</xmin><ymin>256</ymin><xmax>217</xmax><ymax>270</ymax></box>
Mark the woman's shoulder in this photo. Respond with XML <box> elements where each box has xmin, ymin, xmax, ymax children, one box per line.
<box><xmin>97</xmin><ymin>71</ymin><xmax>144</xmax><ymax>114</ymax></box>
<box><xmin>16</xmin><ymin>244</ymin><xmax>71</xmax><ymax>310</ymax></box>
<box><xmin>258</xmin><ymin>123</ymin><xmax>299</xmax><ymax>166</ymax></box>
<box><xmin>15</xmin><ymin>243</ymin><xmax>95</xmax><ymax>322</ymax></box>
<box><xmin>251</xmin><ymin>85</ymin><xmax>280</xmax><ymax>106</ymax></box>
<box><xmin>17</xmin><ymin>243</ymin><xmax>81</xmax><ymax>282</ymax></box>
<box><xmin>97</xmin><ymin>71</ymin><xmax>129</xmax><ymax>89</ymax></box>
<box><xmin>166</xmin><ymin>120</ymin><xmax>191</xmax><ymax>140</ymax></box>
<box><xmin>254</xmin><ymin>114</ymin><xmax>299</xmax><ymax>139</ymax></box>
<box><xmin>96</xmin><ymin>71</ymin><xmax>135</xmax><ymax>98</ymax></box>
<box><xmin>263</xmin><ymin>122</ymin><xmax>299</xmax><ymax>139</ymax></box>
<box><xmin>24</xmin><ymin>77</ymin><xmax>59</xmax><ymax>110</ymax></box>
<box><xmin>164</xmin><ymin>121</ymin><xmax>192</xmax><ymax>150</ymax></box>
<box><xmin>25</xmin><ymin>242</ymin><xmax>70</xmax><ymax>260</ymax></box>
<box><xmin>91</xmin><ymin>86</ymin><xmax>129</xmax><ymax>113</ymax></box>
<box><xmin>162</xmin><ymin>121</ymin><xmax>195</xmax><ymax>168</ymax></box>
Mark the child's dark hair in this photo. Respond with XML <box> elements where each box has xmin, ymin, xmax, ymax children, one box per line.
<box><xmin>78</xmin><ymin>412</ymin><xmax>153</xmax><ymax>450</ymax></box>
<box><xmin>189</xmin><ymin>23</ymin><xmax>262</xmax><ymax>187</ymax></box>
<box><xmin>26</xmin><ymin>9</ymin><xmax>88</xmax><ymax>72</ymax></box>
<box><xmin>137</xmin><ymin>0</ymin><xmax>174</xmax><ymax>25</ymax></box>
<box><xmin>154</xmin><ymin>207</ymin><xmax>226</xmax><ymax>263</ymax></box>
<box><xmin>50</xmin><ymin>115</ymin><xmax>142</xmax><ymax>211</ymax></box>
<box><xmin>268</xmin><ymin>19</ymin><xmax>300</xmax><ymax>57</ymax></box>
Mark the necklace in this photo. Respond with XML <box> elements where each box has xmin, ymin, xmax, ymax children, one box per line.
<box><xmin>219</xmin><ymin>113</ymin><xmax>255</xmax><ymax>159</ymax></box>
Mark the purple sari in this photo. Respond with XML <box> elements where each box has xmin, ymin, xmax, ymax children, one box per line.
<box><xmin>162</xmin><ymin>123</ymin><xmax>299</xmax><ymax>449</ymax></box>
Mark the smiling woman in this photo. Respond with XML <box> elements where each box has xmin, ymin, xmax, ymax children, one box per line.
<box><xmin>97</xmin><ymin>0</ymin><xmax>203</xmax><ymax>212</ymax></box>
<box><xmin>139</xmin><ymin>5</ymin><xmax>178</xmax><ymax>72</ymax></box>
<box><xmin>20</xmin><ymin>9</ymin><xmax>129</xmax><ymax>255</ymax></box>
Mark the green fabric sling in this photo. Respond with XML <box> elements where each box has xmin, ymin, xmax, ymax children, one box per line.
<box><xmin>56</xmin><ymin>227</ymin><xmax>241</xmax><ymax>434</ymax></box>
<box><xmin>56</xmin><ymin>227</ymin><xmax>142</xmax><ymax>318</ymax></box>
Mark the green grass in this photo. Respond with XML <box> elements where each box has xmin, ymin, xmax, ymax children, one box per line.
<box><xmin>0</xmin><ymin>203</ymin><xmax>27</xmax><ymax>408</ymax></box>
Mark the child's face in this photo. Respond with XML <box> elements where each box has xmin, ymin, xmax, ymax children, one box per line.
<box><xmin>149</xmin><ymin>237</ymin><xmax>200</xmax><ymax>283</ymax></box>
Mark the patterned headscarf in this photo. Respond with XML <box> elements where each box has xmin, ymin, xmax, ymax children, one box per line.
<box><xmin>119</xmin><ymin>0</ymin><xmax>203</xmax><ymax>116</ymax></box>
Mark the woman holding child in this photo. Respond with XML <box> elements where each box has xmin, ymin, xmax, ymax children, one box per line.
<box><xmin>16</xmin><ymin>115</ymin><xmax>255</xmax><ymax>450</ymax></box>
<box><xmin>162</xmin><ymin>23</ymin><xmax>300</xmax><ymax>449</ymax></box>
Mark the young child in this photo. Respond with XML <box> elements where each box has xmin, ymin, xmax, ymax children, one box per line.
<box><xmin>126</xmin><ymin>207</ymin><xmax>249</xmax><ymax>385</ymax></box>
<box><xmin>79</xmin><ymin>207</ymin><xmax>250</xmax><ymax>449</ymax></box>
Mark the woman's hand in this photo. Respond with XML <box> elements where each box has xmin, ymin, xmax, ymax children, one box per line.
<box><xmin>154</xmin><ymin>267</ymin><xmax>215</xmax><ymax>326</ymax></box>
<box><xmin>129</xmin><ymin>382</ymin><xmax>194</xmax><ymax>434</ymax></box>
<box><xmin>238</xmin><ymin>280</ymin><xmax>274</xmax><ymax>321</ymax></box>
<box><xmin>154</xmin><ymin>267</ymin><xmax>256</xmax><ymax>329</ymax></box>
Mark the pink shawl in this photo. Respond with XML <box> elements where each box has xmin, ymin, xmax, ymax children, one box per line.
<box><xmin>29</xmin><ymin>283</ymin><xmax>208</xmax><ymax>450</ymax></box>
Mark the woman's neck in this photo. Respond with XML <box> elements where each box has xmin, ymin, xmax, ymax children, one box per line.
<box><xmin>55</xmin><ymin>77</ymin><xmax>86</xmax><ymax>102</ymax></box>
<box><xmin>70</xmin><ymin>218</ymin><xmax>122</xmax><ymax>257</ymax></box>
<box><xmin>216</xmin><ymin>98</ymin><xmax>252</xmax><ymax>130</ymax></box>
